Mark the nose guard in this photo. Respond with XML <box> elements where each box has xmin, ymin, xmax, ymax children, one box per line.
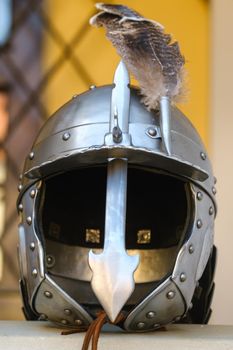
<box><xmin>89</xmin><ymin>158</ymin><xmax>140</xmax><ymax>322</ymax></box>
<box><xmin>89</xmin><ymin>61</ymin><xmax>139</xmax><ymax>322</ymax></box>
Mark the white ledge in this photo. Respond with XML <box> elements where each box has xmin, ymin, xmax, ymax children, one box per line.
<box><xmin>0</xmin><ymin>322</ymin><xmax>233</xmax><ymax>350</ymax></box>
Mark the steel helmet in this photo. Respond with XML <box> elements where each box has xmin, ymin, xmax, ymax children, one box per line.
<box><xmin>17</xmin><ymin>60</ymin><xmax>217</xmax><ymax>331</ymax></box>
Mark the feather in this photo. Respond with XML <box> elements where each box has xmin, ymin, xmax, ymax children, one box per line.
<box><xmin>90</xmin><ymin>3</ymin><xmax>185</xmax><ymax>110</ymax></box>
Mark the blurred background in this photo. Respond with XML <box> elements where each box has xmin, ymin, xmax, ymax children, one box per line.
<box><xmin>0</xmin><ymin>0</ymin><xmax>231</xmax><ymax>324</ymax></box>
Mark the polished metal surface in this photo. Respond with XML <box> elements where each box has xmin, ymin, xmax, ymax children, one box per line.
<box><xmin>45</xmin><ymin>240</ymin><xmax>177</xmax><ymax>283</ymax></box>
<box><xmin>124</xmin><ymin>278</ymin><xmax>185</xmax><ymax>331</ymax></box>
<box><xmin>18</xmin><ymin>183</ymin><xmax>45</xmax><ymax>306</ymax></box>
<box><xmin>34</xmin><ymin>274</ymin><xmax>92</xmax><ymax>327</ymax></box>
<box><xmin>89</xmin><ymin>159</ymin><xmax>139</xmax><ymax>322</ymax></box>
<box><xmin>110</xmin><ymin>61</ymin><xmax>130</xmax><ymax>133</ymax></box>
<box><xmin>159</xmin><ymin>96</ymin><xmax>172</xmax><ymax>155</ymax></box>
<box><xmin>18</xmin><ymin>81</ymin><xmax>217</xmax><ymax>208</ymax></box>
<box><xmin>171</xmin><ymin>184</ymin><xmax>215</xmax><ymax>309</ymax></box>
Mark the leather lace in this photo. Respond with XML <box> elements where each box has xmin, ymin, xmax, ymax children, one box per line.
<box><xmin>61</xmin><ymin>311</ymin><xmax>125</xmax><ymax>350</ymax></box>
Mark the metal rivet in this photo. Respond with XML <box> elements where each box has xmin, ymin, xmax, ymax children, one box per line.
<box><xmin>29</xmin><ymin>152</ymin><xmax>34</xmax><ymax>160</ymax></box>
<box><xmin>18</xmin><ymin>184</ymin><xmax>23</xmax><ymax>192</ymax></box>
<box><xmin>19</xmin><ymin>174</ymin><xmax>23</xmax><ymax>180</ymax></box>
<box><xmin>146</xmin><ymin>311</ymin><xmax>156</xmax><ymax>319</ymax></box>
<box><xmin>44</xmin><ymin>291</ymin><xmax>53</xmax><ymax>298</ymax></box>
<box><xmin>146</xmin><ymin>127</ymin><xmax>157</xmax><ymax>138</ymax></box>
<box><xmin>137</xmin><ymin>322</ymin><xmax>146</xmax><ymax>329</ymax></box>
<box><xmin>32</xmin><ymin>269</ymin><xmax>38</xmax><ymax>278</ymax></box>
<box><xmin>197</xmin><ymin>192</ymin><xmax>203</xmax><ymax>200</ymax></box>
<box><xmin>46</xmin><ymin>255</ymin><xmax>55</xmax><ymax>268</ymax></box>
<box><xmin>30</xmin><ymin>189</ymin><xmax>36</xmax><ymax>198</ymax></box>
<box><xmin>167</xmin><ymin>290</ymin><xmax>176</xmax><ymax>299</ymax></box>
<box><xmin>200</xmin><ymin>152</ymin><xmax>206</xmax><ymax>160</ymax></box>
<box><xmin>39</xmin><ymin>314</ymin><xmax>48</xmax><ymax>320</ymax></box>
<box><xmin>61</xmin><ymin>319</ymin><xmax>68</xmax><ymax>325</ymax></box>
<box><xmin>212</xmin><ymin>187</ymin><xmax>217</xmax><ymax>195</ymax></box>
<box><xmin>189</xmin><ymin>244</ymin><xmax>194</xmax><ymax>254</ymax></box>
<box><xmin>89</xmin><ymin>85</ymin><xmax>96</xmax><ymax>90</ymax></box>
<box><xmin>153</xmin><ymin>323</ymin><xmax>160</xmax><ymax>329</ymax></box>
<box><xmin>26</xmin><ymin>216</ymin><xmax>32</xmax><ymax>225</ymax></box>
<box><xmin>62</xmin><ymin>132</ymin><xmax>70</xmax><ymax>141</ymax></box>
<box><xmin>209</xmin><ymin>206</ymin><xmax>214</xmax><ymax>215</ymax></box>
<box><xmin>174</xmin><ymin>316</ymin><xmax>181</xmax><ymax>322</ymax></box>
<box><xmin>196</xmin><ymin>219</ymin><xmax>202</xmax><ymax>229</ymax></box>
<box><xmin>18</xmin><ymin>203</ymin><xmax>23</xmax><ymax>212</ymax></box>
<box><xmin>64</xmin><ymin>309</ymin><xmax>72</xmax><ymax>316</ymax></box>
<box><xmin>180</xmin><ymin>273</ymin><xmax>186</xmax><ymax>282</ymax></box>
<box><xmin>74</xmin><ymin>319</ymin><xmax>83</xmax><ymax>326</ymax></box>
<box><xmin>30</xmin><ymin>242</ymin><xmax>35</xmax><ymax>251</ymax></box>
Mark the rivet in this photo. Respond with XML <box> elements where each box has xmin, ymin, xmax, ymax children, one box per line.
<box><xmin>64</xmin><ymin>309</ymin><xmax>72</xmax><ymax>316</ymax></box>
<box><xmin>209</xmin><ymin>206</ymin><xmax>214</xmax><ymax>215</ymax></box>
<box><xmin>146</xmin><ymin>127</ymin><xmax>157</xmax><ymax>138</ymax></box>
<box><xmin>19</xmin><ymin>174</ymin><xmax>23</xmax><ymax>180</ymax></box>
<box><xmin>89</xmin><ymin>85</ymin><xmax>96</xmax><ymax>90</ymax></box>
<box><xmin>188</xmin><ymin>244</ymin><xmax>194</xmax><ymax>254</ymax></box>
<box><xmin>30</xmin><ymin>189</ymin><xmax>36</xmax><ymax>198</ymax></box>
<box><xmin>39</xmin><ymin>314</ymin><xmax>48</xmax><ymax>320</ymax></box>
<box><xmin>44</xmin><ymin>291</ymin><xmax>53</xmax><ymax>298</ymax></box>
<box><xmin>74</xmin><ymin>319</ymin><xmax>83</xmax><ymax>326</ymax></box>
<box><xmin>18</xmin><ymin>184</ymin><xmax>23</xmax><ymax>192</ymax></box>
<box><xmin>196</xmin><ymin>219</ymin><xmax>202</xmax><ymax>229</ymax></box>
<box><xmin>137</xmin><ymin>322</ymin><xmax>146</xmax><ymax>329</ymax></box>
<box><xmin>197</xmin><ymin>192</ymin><xmax>203</xmax><ymax>200</ymax></box>
<box><xmin>29</xmin><ymin>152</ymin><xmax>34</xmax><ymax>160</ymax></box>
<box><xmin>180</xmin><ymin>273</ymin><xmax>186</xmax><ymax>282</ymax></box>
<box><xmin>62</xmin><ymin>132</ymin><xmax>70</xmax><ymax>141</ymax></box>
<box><xmin>26</xmin><ymin>216</ymin><xmax>32</xmax><ymax>225</ymax></box>
<box><xmin>46</xmin><ymin>255</ymin><xmax>55</xmax><ymax>268</ymax></box>
<box><xmin>30</xmin><ymin>242</ymin><xmax>35</xmax><ymax>251</ymax></box>
<box><xmin>32</xmin><ymin>268</ymin><xmax>38</xmax><ymax>278</ymax></box>
<box><xmin>146</xmin><ymin>311</ymin><xmax>156</xmax><ymax>319</ymax></box>
<box><xmin>167</xmin><ymin>290</ymin><xmax>176</xmax><ymax>299</ymax></box>
<box><xmin>212</xmin><ymin>187</ymin><xmax>217</xmax><ymax>195</ymax></box>
<box><xmin>61</xmin><ymin>319</ymin><xmax>68</xmax><ymax>325</ymax></box>
<box><xmin>174</xmin><ymin>316</ymin><xmax>181</xmax><ymax>322</ymax></box>
<box><xmin>200</xmin><ymin>152</ymin><xmax>206</xmax><ymax>160</ymax></box>
<box><xmin>18</xmin><ymin>203</ymin><xmax>23</xmax><ymax>212</ymax></box>
<box><xmin>153</xmin><ymin>323</ymin><xmax>160</xmax><ymax>329</ymax></box>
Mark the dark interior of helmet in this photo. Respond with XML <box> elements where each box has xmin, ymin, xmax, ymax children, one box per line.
<box><xmin>40</xmin><ymin>165</ymin><xmax>190</xmax><ymax>250</ymax></box>
<box><xmin>38</xmin><ymin>165</ymin><xmax>192</xmax><ymax>311</ymax></box>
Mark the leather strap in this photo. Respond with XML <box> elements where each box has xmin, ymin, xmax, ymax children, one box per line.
<box><xmin>61</xmin><ymin>311</ymin><xmax>125</xmax><ymax>350</ymax></box>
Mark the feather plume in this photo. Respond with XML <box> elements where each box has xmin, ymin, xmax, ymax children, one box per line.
<box><xmin>90</xmin><ymin>3</ymin><xmax>185</xmax><ymax>110</ymax></box>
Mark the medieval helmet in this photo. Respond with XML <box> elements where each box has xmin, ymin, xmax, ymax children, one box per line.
<box><xmin>17</xmin><ymin>61</ymin><xmax>216</xmax><ymax>331</ymax></box>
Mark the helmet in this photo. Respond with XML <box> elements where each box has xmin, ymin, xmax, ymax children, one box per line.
<box><xmin>17</xmin><ymin>62</ymin><xmax>217</xmax><ymax>331</ymax></box>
